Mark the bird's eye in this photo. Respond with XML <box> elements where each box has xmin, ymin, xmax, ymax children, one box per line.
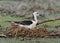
<box><xmin>36</xmin><ymin>13</ymin><xmax>38</xmax><ymax>14</ymax></box>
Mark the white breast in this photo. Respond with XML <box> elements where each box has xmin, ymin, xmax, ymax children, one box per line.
<box><xmin>27</xmin><ymin>21</ymin><xmax>37</xmax><ymax>29</ymax></box>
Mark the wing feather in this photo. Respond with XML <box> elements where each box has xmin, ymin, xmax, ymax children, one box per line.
<box><xmin>14</xmin><ymin>20</ymin><xmax>33</xmax><ymax>25</ymax></box>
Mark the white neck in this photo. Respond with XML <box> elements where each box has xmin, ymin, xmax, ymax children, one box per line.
<box><xmin>33</xmin><ymin>14</ymin><xmax>37</xmax><ymax>23</ymax></box>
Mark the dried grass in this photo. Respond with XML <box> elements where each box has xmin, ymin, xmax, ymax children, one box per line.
<box><xmin>4</xmin><ymin>24</ymin><xmax>49</xmax><ymax>38</ymax></box>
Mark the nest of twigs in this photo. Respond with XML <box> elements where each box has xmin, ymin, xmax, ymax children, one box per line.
<box><xmin>0</xmin><ymin>23</ymin><xmax>60</xmax><ymax>38</ymax></box>
<box><xmin>2</xmin><ymin>24</ymin><xmax>49</xmax><ymax>38</ymax></box>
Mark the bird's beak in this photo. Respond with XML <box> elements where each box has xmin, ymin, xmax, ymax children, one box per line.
<box><xmin>39</xmin><ymin>14</ymin><xmax>43</xmax><ymax>16</ymax></box>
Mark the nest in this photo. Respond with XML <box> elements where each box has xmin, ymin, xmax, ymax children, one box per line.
<box><xmin>0</xmin><ymin>24</ymin><xmax>60</xmax><ymax>38</ymax></box>
<box><xmin>3</xmin><ymin>24</ymin><xmax>49</xmax><ymax>38</ymax></box>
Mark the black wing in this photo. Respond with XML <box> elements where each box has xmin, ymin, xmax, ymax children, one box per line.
<box><xmin>14</xmin><ymin>20</ymin><xmax>33</xmax><ymax>25</ymax></box>
<box><xmin>6</xmin><ymin>20</ymin><xmax>33</xmax><ymax>25</ymax></box>
<box><xmin>36</xmin><ymin>23</ymin><xmax>39</xmax><ymax>25</ymax></box>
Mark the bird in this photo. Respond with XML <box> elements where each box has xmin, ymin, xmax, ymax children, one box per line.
<box><xmin>6</xmin><ymin>11</ymin><xmax>40</xmax><ymax>29</ymax></box>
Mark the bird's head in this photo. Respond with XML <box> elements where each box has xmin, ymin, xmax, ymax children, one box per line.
<box><xmin>33</xmin><ymin>11</ymin><xmax>39</xmax><ymax>16</ymax></box>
